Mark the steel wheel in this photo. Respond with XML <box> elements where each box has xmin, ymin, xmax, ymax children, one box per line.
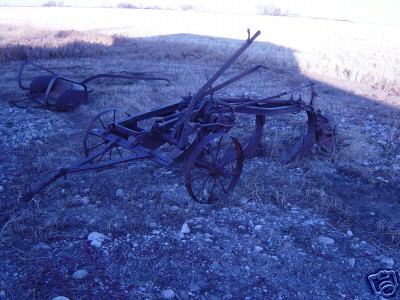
<box><xmin>82</xmin><ymin>108</ymin><xmax>130</xmax><ymax>163</ymax></box>
<box><xmin>184</xmin><ymin>133</ymin><xmax>244</xmax><ymax>204</ymax></box>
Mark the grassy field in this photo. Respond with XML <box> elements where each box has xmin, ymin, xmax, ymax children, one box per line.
<box><xmin>0</xmin><ymin>18</ymin><xmax>399</xmax><ymax>233</ymax></box>
<box><xmin>1</xmin><ymin>7</ymin><xmax>400</xmax><ymax>95</ymax></box>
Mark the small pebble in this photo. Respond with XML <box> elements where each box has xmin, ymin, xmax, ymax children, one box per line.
<box><xmin>303</xmin><ymin>219</ymin><xmax>316</xmax><ymax>226</ymax></box>
<box><xmin>72</xmin><ymin>269</ymin><xmax>88</xmax><ymax>280</ymax></box>
<box><xmin>254</xmin><ymin>246</ymin><xmax>264</xmax><ymax>252</ymax></box>
<box><xmin>87</xmin><ymin>232</ymin><xmax>107</xmax><ymax>248</ymax></box>
<box><xmin>348</xmin><ymin>258</ymin><xmax>356</xmax><ymax>268</ymax></box>
<box><xmin>115</xmin><ymin>188</ymin><xmax>124</xmax><ymax>198</ymax></box>
<box><xmin>160</xmin><ymin>289</ymin><xmax>175</xmax><ymax>299</ymax></box>
<box><xmin>169</xmin><ymin>205</ymin><xmax>179</xmax><ymax>211</ymax></box>
<box><xmin>380</xmin><ymin>256</ymin><xmax>395</xmax><ymax>268</ymax></box>
<box><xmin>239</xmin><ymin>198</ymin><xmax>248</xmax><ymax>204</ymax></box>
<box><xmin>254</xmin><ymin>225</ymin><xmax>262</xmax><ymax>231</ymax></box>
<box><xmin>0</xmin><ymin>186</ymin><xmax>4</xmax><ymax>193</ymax></box>
<box><xmin>52</xmin><ymin>297</ymin><xmax>70</xmax><ymax>300</ymax></box>
<box><xmin>346</xmin><ymin>230</ymin><xmax>353</xmax><ymax>237</ymax></box>
<box><xmin>180</xmin><ymin>223</ymin><xmax>190</xmax><ymax>234</ymax></box>
<box><xmin>377</xmin><ymin>140</ymin><xmax>387</xmax><ymax>146</ymax></box>
<box><xmin>79</xmin><ymin>196</ymin><xmax>90</xmax><ymax>205</ymax></box>
<box><xmin>189</xmin><ymin>282</ymin><xmax>200</xmax><ymax>292</ymax></box>
<box><xmin>376</xmin><ymin>177</ymin><xmax>389</xmax><ymax>183</ymax></box>
<box><xmin>318</xmin><ymin>236</ymin><xmax>335</xmax><ymax>246</ymax></box>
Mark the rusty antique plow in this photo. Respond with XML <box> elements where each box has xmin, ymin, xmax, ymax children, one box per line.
<box><xmin>27</xmin><ymin>30</ymin><xmax>336</xmax><ymax>204</ymax></box>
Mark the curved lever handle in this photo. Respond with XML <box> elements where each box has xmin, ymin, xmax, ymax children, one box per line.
<box><xmin>18</xmin><ymin>60</ymin><xmax>56</xmax><ymax>91</ymax></box>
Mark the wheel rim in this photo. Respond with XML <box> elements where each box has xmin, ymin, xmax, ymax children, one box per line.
<box><xmin>82</xmin><ymin>108</ymin><xmax>130</xmax><ymax>163</ymax></box>
<box><xmin>184</xmin><ymin>133</ymin><xmax>244</xmax><ymax>204</ymax></box>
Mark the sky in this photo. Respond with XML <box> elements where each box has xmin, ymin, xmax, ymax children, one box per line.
<box><xmin>0</xmin><ymin>0</ymin><xmax>399</xmax><ymax>25</ymax></box>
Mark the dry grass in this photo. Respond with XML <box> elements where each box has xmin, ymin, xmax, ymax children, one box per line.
<box><xmin>0</xmin><ymin>24</ymin><xmax>120</xmax><ymax>63</ymax></box>
<box><xmin>1</xmin><ymin>8</ymin><xmax>398</xmax><ymax>95</ymax></box>
<box><xmin>0</xmin><ymin>23</ymin><xmax>399</xmax><ymax>248</ymax></box>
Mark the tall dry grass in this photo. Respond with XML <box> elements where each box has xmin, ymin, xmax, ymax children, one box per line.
<box><xmin>0</xmin><ymin>24</ymin><xmax>119</xmax><ymax>63</ymax></box>
<box><xmin>1</xmin><ymin>18</ymin><xmax>400</xmax><ymax>97</ymax></box>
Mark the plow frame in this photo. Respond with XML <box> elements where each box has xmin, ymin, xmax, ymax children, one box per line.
<box><xmin>27</xmin><ymin>30</ymin><xmax>336</xmax><ymax>204</ymax></box>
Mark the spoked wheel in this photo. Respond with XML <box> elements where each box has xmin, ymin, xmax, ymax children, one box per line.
<box><xmin>82</xmin><ymin>108</ymin><xmax>131</xmax><ymax>163</ymax></box>
<box><xmin>184</xmin><ymin>133</ymin><xmax>244</xmax><ymax>204</ymax></box>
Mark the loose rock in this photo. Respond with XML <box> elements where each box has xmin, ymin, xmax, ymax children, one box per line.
<box><xmin>52</xmin><ymin>297</ymin><xmax>70</xmax><ymax>300</ymax></box>
<box><xmin>72</xmin><ymin>269</ymin><xmax>88</xmax><ymax>280</ymax></box>
<box><xmin>318</xmin><ymin>236</ymin><xmax>335</xmax><ymax>246</ymax></box>
<box><xmin>0</xmin><ymin>186</ymin><xmax>4</xmax><ymax>193</ymax></box>
<box><xmin>169</xmin><ymin>205</ymin><xmax>179</xmax><ymax>211</ymax></box>
<box><xmin>79</xmin><ymin>196</ymin><xmax>90</xmax><ymax>205</ymax></box>
<box><xmin>180</xmin><ymin>223</ymin><xmax>190</xmax><ymax>234</ymax></box>
<box><xmin>377</xmin><ymin>140</ymin><xmax>387</xmax><ymax>146</ymax></box>
<box><xmin>376</xmin><ymin>176</ymin><xmax>389</xmax><ymax>183</ymax></box>
<box><xmin>115</xmin><ymin>188</ymin><xmax>124</xmax><ymax>198</ymax></box>
<box><xmin>160</xmin><ymin>289</ymin><xmax>175</xmax><ymax>299</ymax></box>
<box><xmin>189</xmin><ymin>282</ymin><xmax>200</xmax><ymax>292</ymax></box>
<box><xmin>254</xmin><ymin>225</ymin><xmax>262</xmax><ymax>231</ymax></box>
<box><xmin>303</xmin><ymin>219</ymin><xmax>316</xmax><ymax>226</ymax></box>
<box><xmin>254</xmin><ymin>246</ymin><xmax>264</xmax><ymax>252</ymax></box>
<box><xmin>380</xmin><ymin>256</ymin><xmax>394</xmax><ymax>268</ymax></box>
<box><xmin>87</xmin><ymin>232</ymin><xmax>108</xmax><ymax>248</ymax></box>
<box><xmin>348</xmin><ymin>258</ymin><xmax>355</xmax><ymax>268</ymax></box>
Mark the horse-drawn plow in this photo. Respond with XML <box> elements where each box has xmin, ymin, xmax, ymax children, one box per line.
<box><xmin>27</xmin><ymin>30</ymin><xmax>336</xmax><ymax>203</ymax></box>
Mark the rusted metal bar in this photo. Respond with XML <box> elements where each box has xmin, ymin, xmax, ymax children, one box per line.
<box><xmin>200</xmin><ymin>64</ymin><xmax>269</xmax><ymax>98</ymax></box>
<box><xmin>178</xmin><ymin>30</ymin><xmax>261</xmax><ymax>146</ymax></box>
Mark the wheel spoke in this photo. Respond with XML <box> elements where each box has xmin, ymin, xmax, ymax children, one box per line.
<box><xmin>195</xmin><ymin>159</ymin><xmax>212</xmax><ymax>170</ymax></box>
<box><xmin>87</xmin><ymin>140</ymin><xmax>107</xmax><ymax>152</ymax></box>
<box><xmin>217</xmin><ymin>176</ymin><xmax>228</xmax><ymax>193</ymax></box>
<box><xmin>98</xmin><ymin>117</ymin><xmax>106</xmax><ymax>130</ymax></box>
<box><xmin>196</xmin><ymin>176</ymin><xmax>210</xmax><ymax>200</ymax></box>
<box><xmin>89</xmin><ymin>130</ymin><xmax>103</xmax><ymax>138</ymax></box>
<box><xmin>210</xmin><ymin>177</ymin><xmax>217</xmax><ymax>200</ymax></box>
<box><xmin>96</xmin><ymin>149</ymin><xmax>107</xmax><ymax>162</ymax></box>
<box><xmin>116</xmin><ymin>146</ymin><xmax>123</xmax><ymax>157</ymax></box>
<box><xmin>214</xmin><ymin>136</ymin><xmax>223</xmax><ymax>161</ymax></box>
<box><xmin>205</xmin><ymin>147</ymin><xmax>216</xmax><ymax>164</ymax></box>
<box><xmin>221</xmin><ymin>149</ymin><xmax>237</xmax><ymax>166</ymax></box>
